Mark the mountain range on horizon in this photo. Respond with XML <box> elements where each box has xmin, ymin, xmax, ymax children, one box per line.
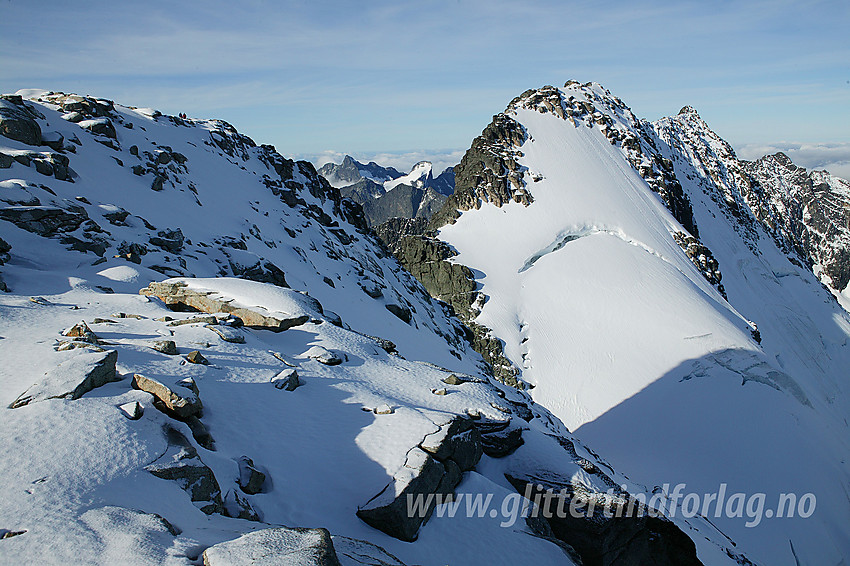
<box><xmin>1</xmin><ymin>80</ymin><xmax>849</xmax><ymax>566</ymax></box>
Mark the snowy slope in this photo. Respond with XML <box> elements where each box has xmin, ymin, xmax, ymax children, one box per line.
<box><xmin>436</xmin><ymin>82</ymin><xmax>850</xmax><ymax>565</ymax></box>
<box><xmin>0</xmin><ymin>91</ymin><xmax>595</xmax><ymax>565</ymax></box>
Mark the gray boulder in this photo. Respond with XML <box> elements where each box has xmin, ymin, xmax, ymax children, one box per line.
<box><xmin>146</xmin><ymin>427</ymin><xmax>223</xmax><ymax>515</ymax></box>
<box><xmin>202</xmin><ymin>526</ymin><xmax>342</xmax><ymax>566</ymax></box>
<box><xmin>236</xmin><ymin>456</ymin><xmax>266</xmax><ymax>495</ymax></box>
<box><xmin>0</xmin><ymin>98</ymin><xmax>42</xmax><ymax>145</ymax></box>
<box><xmin>9</xmin><ymin>349</ymin><xmax>118</xmax><ymax>408</ymax></box>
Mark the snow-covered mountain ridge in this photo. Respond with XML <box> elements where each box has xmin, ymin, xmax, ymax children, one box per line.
<box><xmin>0</xmin><ymin>88</ymin><xmax>756</xmax><ymax>566</ymax></box>
<box><xmin>395</xmin><ymin>81</ymin><xmax>850</xmax><ymax>565</ymax></box>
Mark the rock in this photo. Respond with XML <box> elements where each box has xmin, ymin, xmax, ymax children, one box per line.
<box><xmin>236</xmin><ymin>456</ymin><xmax>266</xmax><ymax>494</ymax></box>
<box><xmin>205</xmin><ymin>324</ymin><xmax>246</xmax><ymax>344</ymax></box>
<box><xmin>62</xmin><ymin>111</ymin><xmax>84</xmax><ymax>123</ymax></box>
<box><xmin>185</xmin><ymin>415</ymin><xmax>215</xmax><ymax>451</ymax></box>
<box><xmin>0</xmin><ymin>205</ymin><xmax>89</xmax><ymax>238</ymax></box>
<box><xmin>272</xmin><ymin>368</ymin><xmax>300</xmax><ymax>390</ymax></box>
<box><xmin>41</xmin><ymin>130</ymin><xmax>64</xmax><ymax>151</ymax></box>
<box><xmin>358</xmin><ymin>280</ymin><xmax>383</xmax><ymax>298</ymax></box>
<box><xmin>505</xmin><ymin>474</ymin><xmax>703</xmax><ymax>566</ymax></box>
<box><xmin>420</xmin><ymin>416</ymin><xmax>484</xmax><ymax>472</ymax></box>
<box><xmin>431</xmin><ymin>388</ymin><xmax>448</xmax><ymax>396</ymax></box>
<box><xmin>0</xmin><ymin>529</ymin><xmax>26</xmax><ymax>539</ymax></box>
<box><xmin>202</xmin><ymin>526</ymin><xmax>342</xmax><ymax>566</ymax></box>
<box><xmin>186</xmin><ymin>350</ymin><xmax>209</xmax><ymax>365</ymax></box>
<box><xmin>9</xmin><ymin>349</ymin><xmax>119</xmax><ymax>408</ymax></box>
<box><xmin>222</xmin><ymin>489</ymin><xmax>261</xmax><ymax>521</ymax></box>
<box><xmin>0</xmin><ymin>98</ymin><xmax>42</xmax><ymax>145</ymax></box>
<box><xmin>131</xmin><ymin>373</ymin><xmax>202</xmax><ymax>419</ymax></box>
<box><xmin>442</xmin><ymin>374</ymin><xmax>467</xmax><ymax>385</ymax></box>
<box><xmin>374</xmin><ymin>403</ymin><xmax>393</xmax><ymax>415</ymax></box>
<box><xmin>303</xmin><ymin>345</ymin><xmax>342</xmax><ymax>365</ymax></box>
<box><xmin>63</xmin><ymin>321</ymin><xmax>101</xmax><ymax>344</ymax></box>
<box><xmin>79</xmin><ymin>118</ymin><xmax>116</xmax><ymax>139</ymax></box>
<box><xmin>149</xmin><ymin>228</ymin><xmax>184</xmax><ymax>253</ymax></box>
<box><xmin>140</xmin><ymin>281</ymin><xmax>311</xmax><ymax>332</ymax></box>
<box><xmin>478</xmin><ymin>424</ymin><xmax>524</xmax><ymax>458</ymax></box>
<box><xmin>384</xmin><ymin>303</ymin><xmax>411</xmax><ymax>324</ymax></box>
<box><xmin>118</xmin><ymin>401</ymin><xmax>144</xmax><ymax>420</ymax></box>
<box><xmin>330</xmin><ymin>536</ymin><xmax>408</xmax><ymax>566</ymax></box>
<box><xmin>356</xmin><ymin>448</ymin><xmax>448</xmax><ymax>542</ymax></box>
<box><xmin>167</xmin><ymin>315</ymin><xmax>218</xmax><ymax>327</ymax></box>
<box><xmin>146</xmin><ymin>427</ymin><xmax>223</xmax><ymax>515</ymax></box>
<box><xmin>151</xmin><ymin>340</ymin><xmax>178</xmax><ymax>355</ymax></box>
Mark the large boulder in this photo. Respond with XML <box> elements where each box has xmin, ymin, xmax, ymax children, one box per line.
<box><xmin>9</xmin><ymin>349</ymin><xmax>118</xmax><ymax>408</ymax></box>
<box><xmin>140</xmin><ymin>280</ymin><xmax>311</xmax><ymax>331</ymax></box>
<box><xmin>357</xmin><ymin>415</ymin><xmax>484</xmax><ymax>541</ymax></box>
<box><xmin>202</xmin><ymin>526</ymin><xmax>342</xmax><ymax>566</ymax></box>
<box><xmin>131</xmin><ymin>373</ymin><xmax>202</xmax><ymax>419</ymax></box>
<box><xmin>0</xmin><ymin>97</ymin><xmax>42</xmax><ymax>145</ymax></box>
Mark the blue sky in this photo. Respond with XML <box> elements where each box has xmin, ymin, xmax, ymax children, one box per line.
<box><xmin>1</xmin><ymin>0</ymin><xmax>848</xmax><ymax>176</ymax></box>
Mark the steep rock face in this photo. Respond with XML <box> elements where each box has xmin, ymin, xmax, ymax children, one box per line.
<box><xmin>652</xmin><ymin>107</ymin><xmax>850</xmax><ymax>296</ymax></box>
<box><xmin>358</xmin><ymin>184</ymin><xmax>446</xmax><ymax>228</ymax></box>
<box><xmin>743</xmin><ymin>153</ymin><xmax>850</xmax><ymax>292</ymax></box>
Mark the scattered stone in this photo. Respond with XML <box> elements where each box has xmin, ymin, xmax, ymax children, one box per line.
<box><xmin>91</xmin><ymin>318</ymin><xmax>117</xmax><ymax>324</ymax></box>
<box><xmin>167</xmin><ymin>315</ymin><xmax>217</xmax><ymax>327</ymax></box>
<box><xmin>9</xmin><ymin>349</ymin><xmax>118</xmax><ymax>408</ymax></box>
<box><xmin>0</xmin><ymin>529</ymin><xmax>26</xmax><ymax>539</ymax></box>
<box><xmin>222</xmin><ymin>489</ymin><xmax>261</xmax><ymax>522</ymax></box>
<box><xmin>29</xmin><ymin>296</ymin><xmax>53</xmax><ymax>305</ymax></box>
<box><xmin>236</xmin><ymin>456</ymin><xmax>267</xmax><ymax>495</ymax></box>
<box><xmin>146</xmin><ymin>427</ymin><xmax>223</xmax><ymax>515</ymax></box>
<box><xmin>202</xmin><ymin>527</ymin><xmax>342</xmax><ymax>566</ymax></box>
<box><xmin>155</xmin><ymin>316</ymin><xmax>174</xmax><ymax>322</ymax></box>
<box><xmin>384</xmin><ymin>303</ymin><xmax>412</xmax><ymax>324</ymax></box>
<box><xmin>269</xmin><ymin>351</ymin><xmax>297</xmax><ymax>366</ymax></box>
<box><xmin>303</xmin><ymin>345</ymin><xmax>342</xmax><ymax>366</ymax></box>
<box><xmin>186</xmin><ymin>350</ymin><xmax>209</xmax><ymax>365</ymax></box>
<box><xmin>118</xmin><ymin>401</ymin><xmax>144</xmax><ymax>420</ymax></box>
<box><xmin>205</xmin><ymin>324</ymin><xmax>246</xmax><ymax>343</ymax></box>
<box><xmin>54</xmin><ymin>340</ymin><xmax>105</xmax><ymax>352</ymax></box>
<box><xmin>185</xmin><ymin>415</ymin><xmax>215</xmax><ymax>451</ymax></box>
<box><xmin>62</xmin><ymin>321</ymin><xmax>100</xmax><ymax>344</ymax></box>
<box><xmin>79</xmin><ymin>117</ymin><xmax>116</xmax><ymax>139</ymax></box>
<box><xmin>431</xmin><ymin>388</ymin><xmax>448</xmax><ymax>396</ymax></box>
<box><xmin>151</xmin><ymin>340</ymin><xmax>178</xmax><ymax>355</ymax></box>
<box><xmin>131</xmin><ymin>373</ymin><xmax>202</xmax><ymax>419</ymax></box>
<box><xmin>374</xmin><ymin>403</ymin><xmax>394</xmax><ymax>415</ymax></box>
<box><xmin>442</xmin><ymin>374</ymin><xmax>467</xmax><ymax>386</ymax></box>
<box><xmin>272</xmin><ymin>368</ymin><xmax>300</xmax><ymax>391</ymax></box>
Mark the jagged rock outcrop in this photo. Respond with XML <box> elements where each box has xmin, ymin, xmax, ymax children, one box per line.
<box><xmin>356</xmin><ymin>415</ymin><xmax>483</xmax><ymax>541</ymax></box>
<box><xmin>202</xmin><ymin>526</ymin><xmax>342</xmax><ymax>566</ymax></box>
<box><xmin>743</xmin><ymin>152</ymin><xmax>850</xmax><ymax>292</ymax></box>
<box><xmin>373</xmin><ymin>217</ymin><xmax>428</xmax><ymax>253</ymax></box>
<box><xmin>0</xmin><ymin>95</ymin><xmax>42</xmax><ymax>145</ymax></box>
<box><xmin>429</xmin><ymin>113</ymin><xmax>529</xmax><ymax>229</ymax></box>
<box><xmin>506</xmin><ymin>473</ymin><xmax>703</xmax><ymax>566</ymax></box>
<box><xmin>9</xmin><ymin>349</ymin><xmax>118</xmax><ymax>408</ymax></box>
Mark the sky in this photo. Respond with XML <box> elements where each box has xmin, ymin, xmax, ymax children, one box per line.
<box><xmin>1</xmin><ymin>0</ymin><xmax>848</xmax><ymax>178</ymax></box>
